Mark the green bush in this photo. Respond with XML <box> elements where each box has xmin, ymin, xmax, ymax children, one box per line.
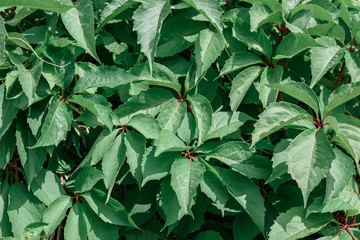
<box><xmin>0</xmin><ymin>0</ymin><xmax>360</xmax><ymax>239</ymax></box>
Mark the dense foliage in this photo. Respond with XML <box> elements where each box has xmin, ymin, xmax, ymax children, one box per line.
<box><xmin>1</xmin><ymin>0</ymin><xmax>360</xmax><ymax>239</ymax></box>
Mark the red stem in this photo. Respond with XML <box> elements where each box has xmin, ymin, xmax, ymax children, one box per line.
<box><xmin>334</xmin><ymin>62</ymin><xmax>346</xmax><ymax>90</ymax></box>
<box><xmin>350</xmin><ymin>34</ymin><xmax>356</xmax><ymax>51</ymax></box>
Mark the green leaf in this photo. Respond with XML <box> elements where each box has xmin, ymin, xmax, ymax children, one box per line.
<box><xmin>141</xmin><ymin>147</ymin><xmax>176</xmax><ymax>187</ymax></box>
<box><xmin>217</xmin><ymin>168</ymin><xmax>265</xmax><ymax>234</ymax></box>
<box><xmin>170</xmin><ymin>157</ymin><xmax>206</xmax><ymax>216</ymax></box>
<box><xmin>183</xmin><ymin>0</ymin><xmax>224</xmax><ymax>32</ymax></box>
<box><xmin>251</xmin><ymin>102</ymin><xmax>314</xmax><ymax>147</ymax></box>
<box><xmin>268</xmin><ymin>207</ymin><xmax>332</xmax><ymax>240</ymax></box>
<box><xmin>0</xmin><ymin>182</ymin><xmax>11</xmax><ymax>237</ymax></box>
<box><xmin>16</xmin><ymin>119</ymin><xmax>47</xmax><ymax>185</ymax></box>
<box><xmin>132</xmin><ymin>0</ymin><xmax>171</xmax><ymax>72</ymax></box>
<box><xmin>310</xmin><ymin>46</ymin><xmax>344</xmax><ymax>88</ymax></box>
<box><xmin>74</xmin><ymin>167</ymin><xmax>104</xmax><ymax>193</ymax></box>
<box><xmin>7</xmin><ymin>183</ymin><xmax>45</xmax><ymax>239</ymax></box>
<box><xmin>130</xmin><ymin>63</ymin><xmax>182</xmax><ymax>93</ymax></box>
<box><xmin>0</xmin><ymin>17</ymin><xmax>6</xmax><ymax>66</ymax></box>
<box><xmin>64</xmin><ymin>203</ymin><xmax>89</xmax><ymax>240</ymax></box>
<box><xmin>274</xmin><ymin>32</ymin><xmax>320</xmax><ymax>59</ymax></box>
<box><xmin>0</xmin><ymin>0</ymin><xmax>74</xmax><ymax>13</ymax></box>
<box><xmin>160</xmin><ymin>177</ymin><xmax>186</xmax><ymax>229</ymax></box>
<box><xmin>61</xmin><ymin>0</ymin><xmax>100</xmax><ymax>62</ymax></box>
<box><xmin>330</xmin><ymin>114</ymin><xmax>360</xmax><ymax>162</ymax></box>
<box><xmin>177</xmin><ymin>112</ymin><xmax>196</xmax><ymax>145</ymax></box>
<box><xmin>127</xmin><ymin>114</ymin><xmax>161</xmax><ymax>139</ymax></box>
<box><xmin>243</xmin><ymin>0</ymin><xmax>282</xmax><ymax>11</ymax></box>
<box><xmin>249</xmin><ymin>3</ymin><xmax>282</xmax><ymax>32</ymax></box>
<box><xmin>200</xmin><ymin>171</ymin><xmax>229</xmax><ymax>216</ymax></box>
<box><xmin>0</xmin><ymin>91</ymin><xmax>18</xmax><ymax>139</ymax></box>
<box><xmin>83</xmin><ymin>204</ymin><xmax>119</xmax><ymax>240</ymax></box>
<box><xmin>17</xmin><ymin>60</ymin><xmax>42</xmax><ymax>106</ymax></box>
<box><xmin>344</xmin><ymin>51</ymin><xmax>360</xmax><ymax>83</ymax></box>
<box><xmin>286</xmin><ymin>9</ymin><xmax>312</xmax><ymax>34</ymax></box>
<box><xmin>220</xmin><ymin>52</ymin><xmax>263</xmax><ymax>76</ymax></box>
<box><xmin>69</xmin><ymin>93</ymin><xmax>114</xmax><ymax>130</ymax></box>
<box><xmin>124</xmin><ymin>130</ymin><xmax>146</xmax><ymax>185</ymax></box>
<box><xmin>230</xmin><ymin>66</ymin><xmax>263</xmax><ymax>111</ymax></box>
<box><xmin>233</xmin><ymin>213</ymin><xmax>260</xmax><ymax>240</ymax></box>
<box><xmin>83</xmin><ymin>188</ymin><xmax>138</xmax><ymax>229</ymax></box>
<box><xmin>78</xmin><ymin>129</ymin><xmax>119</xmax><ymax>169</ymax></box>
<box><xmin>155</xmin><ymin>130</ymin><xmax>190</xmax><ymax>157</ymax></box>
<box><xmin>156</xmin><ymin>16</ymin><xmax>207</xmax><ymax>57</ymax></box>
<box><xmin>195</xmin><ymin>29</ymin><xmax>225</xmax><ymax>80</ymax></box>
<box><xmin>325</xmin><ymin>148</ymin><xmax>355</xmax><ymax>200</ymax></box>
<box><xmin>0</xmin><ymin>124</ymin><xmax>15</xmax><ymax>169</ymax></box>
<box><xmin>267</xmin><ymin>81</ymin><xmax>320</xmax><ymax>114</ymax></box>
<box><xmin>290</xmin><ymin>1</ymin><xmax>339</xmax><ymax>23</ymax></box>
<box><xmin>206</xmin><ymin>111</ymin><xmax>254</xmax><ymax>140</ymax></box>
<box><xmin>189</xmin><ymin>94</ymin><xmax>213</xmax><ymax>146</ymax></box>
<box><xmin>21</xmin><ymin>222</ymin><xmax>48</xmax><ymax>240</ymax></box>
<box><xmin>31</xmin><ymin>96</ymin><xmax>73</xmax><ymax>148</ymax></box>
<box><xmin>233</xmin><ymin>19</ymin><xmax>272</xmax><ymax>57</ymax></box>
<box><xmin>30</xmin><ymin>169</ymin><xmax>65</xmax><ymax>206</ymax></box>
<box><xmin>259</xmin><ymin>65</ymin><xmax>283</xmax><ymax>107</ymax></box>
<box><xmin>73</xmin><ymin>65</ymin><xmax>136</xmax><ymax>93</ymax></box>
<box><xmin>114</xmin><ymin>88</ymin><xmax>174</xmax><ymax>118</ymax></box>
<box><xmin>206</xmin><ymin>142</ymin><xmax>254</xmax><ymax>166</ymax></box>
<box><xmin>324</xmin><ymin>82</ymin><xmax>360</xmax><ymax>115</ymax></box>
<box><xmin>307</xmin><ymin>23</ymin><xmax>345</xmax><ymax>42</ymax></box>
<box><xmin>157</xmin><ymin>99</ymin><xmax>187</xmax><ymax>133</ymax></box>
<box><xmin>43</xmin><ymin>195</ymin><xmax>72</xmax><ymax>237</ymax></box>
<box><xmin>96</xmin><ymin>0</ymin><xmax>137</xmax><ymax>32</ymax></box>
<box><xmin>102</xmin><ymin>133</ymin><xmax>126</xmax><ymax>197</ymax></box>
<box><xmin>193</xmin><ymin>230</ymin><xmax>223</xmax><ymax>240</ymax></box>
<box><xmin>286</xmin><ymin>128</ymin><xmax>335</xmax><ymax>206</ymax></box>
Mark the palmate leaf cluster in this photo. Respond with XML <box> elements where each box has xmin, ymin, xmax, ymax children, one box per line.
<box><xmin>0</xmin><ymin>0</ymin><xmax>360</xmax><ymax>239</ymax></box>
